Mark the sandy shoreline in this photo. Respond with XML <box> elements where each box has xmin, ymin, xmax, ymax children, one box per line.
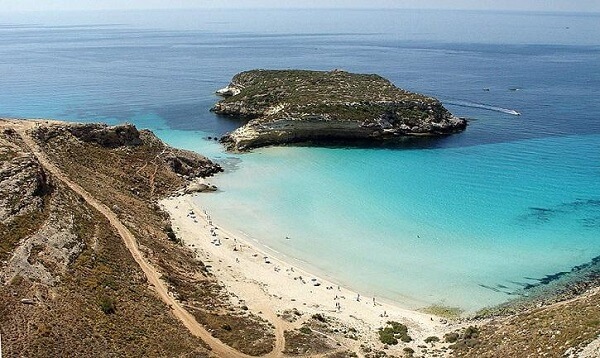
<box><xmin>161</xmin><ymin>190</ymin><xmax>458</xmax><ymax>352</ymax></box>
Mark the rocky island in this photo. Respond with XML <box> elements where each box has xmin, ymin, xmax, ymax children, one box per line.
<box><xmin>212</xmin><ymin>69</ymin><xmax>467</xmax><ymax>151</ymax></box>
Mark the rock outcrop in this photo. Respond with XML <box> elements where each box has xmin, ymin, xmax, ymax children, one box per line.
<box><xmin>138</xmin><ymin>130</ymin><xmax>223</xmax><ymax>178</ymax></box>
<box><xmin>212</xmin><ymin>69</ymin><xmax>467</xmax><ymax>151</ymax></box>
<box><xmin>2</xmin><ymin>189</ymin><xmax>84</xmax><ymax>286</ymax></box>
<box><xmin>32</xmin><ymin>123</ymin><xmax>223</xmax><ymax>179</ymax></box>
<box><xmin>34</xmin><ymin>123</ymin><xmax>143</xmax><ymax>148</ymax></box>
<box><xmin>0</xmin><ymin>153</ymin><xmax>50</xmax><ymax>224</ymax></box>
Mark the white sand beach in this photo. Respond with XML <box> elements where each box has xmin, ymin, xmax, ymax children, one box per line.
<box><xmin>161</xmin><ymin>189</ymin><xmax>459</xmax><ymax>353</ymax></box>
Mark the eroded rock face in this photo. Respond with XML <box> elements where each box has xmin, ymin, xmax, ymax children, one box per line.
<box><xmin>0</xmin><ymin>154</ymin><xmax>50</xmax><ymax>224</ymax></box>
<box><xmin>212</xmin><ymin>69</ymin><xmax>467</xmax><ymax>151</ymax></box>
<box><xmin>2</xmin><ymin>205</ymin><xmax>83</xmax><ymax>286</ymax></box>
<box><xmin>0</xmin><ymin>126</ymin><xmax>81</xmax><ymax>286</ymax></box>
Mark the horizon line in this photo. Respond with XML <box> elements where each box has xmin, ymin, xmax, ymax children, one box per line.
<box><xmin>1</xmin><ymin>7</ymin><xmax>599</xmax><ymax>15</ymax></box>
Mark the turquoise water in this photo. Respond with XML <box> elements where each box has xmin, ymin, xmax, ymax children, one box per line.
<box><xmin>197</xmin><ymin>135</ymin><xmax>600</xmax><ymax>311</ymax></box>
<box><xmin>0</xmin><ymin>9</ymin><xmax>598</xmax><ymax>311</ymax></box>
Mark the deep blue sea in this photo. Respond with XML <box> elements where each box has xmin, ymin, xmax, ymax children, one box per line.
<box><xmin>1</xmin><ymin>9</ymin><xmax>598</xmax><ymax>312</ymax></box>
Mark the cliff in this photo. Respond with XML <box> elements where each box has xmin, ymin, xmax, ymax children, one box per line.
<box><xmin>212</xmin><ymin>69</ymin><xmax>467</xmax><ymax>151</ymax></box>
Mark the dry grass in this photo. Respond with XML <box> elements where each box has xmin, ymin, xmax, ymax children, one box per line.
<box><xmin>452</xmin><ymin>290</ymin><xmax>600</xmax><ymax>357</ymax></box>
<box><xmin>190</xmin><ymin>308</ymin><xmax>276</xmax><ymax>356</ymax></box>
<box><xmin>0</xmin><ymin>180</ymin><xmax>210</xmax><ymax>357</ymax></box>
<box><xmin>27</xmin><ymin>122</ymin><xmax>275</xmax><ymax>355</ymax></box>
<box><xmin>283</xmin><ymin>328</ymin><xmax>337</xmax><ymax>356</ymax></box>
<box><xmin>0</xmin><ymin>203</ymin><xmax>50</xmax><ymax>263</ymax></box>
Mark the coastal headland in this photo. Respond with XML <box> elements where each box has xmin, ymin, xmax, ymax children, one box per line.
<box><xmin>1</xmin><ymin>118</ymin><xmax>599</xmax><ymax>357</ymax></box>
<box><xmin>213</xmin><ymin>69</ymin><xmax>467</xmax><ymax>151</ymax></box>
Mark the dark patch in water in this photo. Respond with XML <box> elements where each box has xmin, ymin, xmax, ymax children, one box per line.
<box><xmin>524</xmin><ymin>207</ymin><xmax>558</xmax><ymax>223</ymax></box>
<box><xmin>518</xmin><ymin>198</ymin><xmax>600</xmax><ymax>228</ymax></box>
<box><xmin>215</xmin><ymin>157</ymin><xmax>242</xmax><ymax>172</ymax></box>
<box><xmin>275</xmin><ymin>133</ymin><xmax>466</xmax><ymax>151</ymax></box>
<box><xmin>521</xmin><ymin>255</ymin><xmax>600</xmax><ymax>290</ymax></box>
<box><xmin>580</xmin><ymin>215</ymin><xmax>600</xmax><ymax>228</ymax></box>
<box><xmin>567</xmin><ymin>199</ymin><xmax>600</xmax><ymax>209</ymax></box>
<box><xmin>478</xmin><ymin>284</ymin><xmax>526</xmax><ymax>296</ymax></box>
<box><xmin>508</xmin><ymin>280</ymin><xmax>533</xmax><ymax>288</ymax></box>
<box><xmin>522</xmin><ymin>271</ymin><xmax>570</xmax><ymax>290</ymax></box>
<box><xmin>479</xmin><ymin>255</ymin><xmax>600</xmax><ymax>307</ymax></box>
<box><xmin>572</xmin><ymin>255</ymin><xmax>600</xmax><ymax>272</ymax></box>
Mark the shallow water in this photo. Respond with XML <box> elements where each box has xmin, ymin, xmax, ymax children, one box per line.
<box><xmin>1</xmin><ymin>9</ymin><xmax>598</xmax><ymax>311</ymax></box>
<box><xmin>197</xmin><ymin>134</ymin><xmax>600</xmax><ymax>311</ymax></box>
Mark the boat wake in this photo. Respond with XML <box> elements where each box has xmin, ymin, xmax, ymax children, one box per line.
<box><xmin>446</xmin><ymin>100</ymin><xmax>521</xmax><ymax>116</ymax></box>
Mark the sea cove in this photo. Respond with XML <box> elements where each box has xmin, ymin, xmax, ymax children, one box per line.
<box><xmin>1</xmin><ymin>8</ymin><xmax>599</xmax><ymax>314</ymax></box>
<box><xmin>196</xmin><ymin>133</ymin><xmax>600</xmax><ymax>312</ymax></box>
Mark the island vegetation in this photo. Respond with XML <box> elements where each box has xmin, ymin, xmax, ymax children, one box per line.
<box><xmin>212</xmin><ymin>69</ymin><xmax>467</xmax><ymax>151</ymax></box>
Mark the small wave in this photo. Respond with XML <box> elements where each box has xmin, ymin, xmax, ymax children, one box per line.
<box><xmin>446</xmin><ymin>100</ymin><xmax>521</xmax><ymax>116</ymax></box>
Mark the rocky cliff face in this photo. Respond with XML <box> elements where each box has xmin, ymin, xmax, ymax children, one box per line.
<box><xmin>0</xmin><ymin>152</ymin><xmax>50</xmax><ymax>224</ymax></box>
<box><xmin>212</xmin><ymin>69</ymin><xmax>467</xmax><ymax>151</ymax></box>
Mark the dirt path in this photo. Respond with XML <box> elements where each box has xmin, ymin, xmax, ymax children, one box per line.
<box><xmin>10</xmin><ymin>120</ymin><xmax>286</xmax><ymax>358</ymax></box>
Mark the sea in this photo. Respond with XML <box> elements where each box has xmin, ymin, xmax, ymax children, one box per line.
<box><xmin>1</xmin><ymin>8</ymin><xmax>598</xmax><ymax>312</ymax></box>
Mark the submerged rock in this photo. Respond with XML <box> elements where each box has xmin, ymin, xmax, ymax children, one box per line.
<box><xmin>212</xmin><ymin>69</ymin><xmax>467</xmax><ymax>151</ymax></box>
<box><xmin>184</xmin><ymin>182</ymin><xmax>217</xmax><ymax>194</ymax></box>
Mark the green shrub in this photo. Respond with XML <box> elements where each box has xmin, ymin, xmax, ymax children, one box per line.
<box><xmin>164</xmin><ymin>225</ymin><xmax>180</xmax><ymax>243</ymax></box>
<box><xmin>99</xmin><ymin>297</ymin><xmax>116</xmax><ymax>314</ymax></box>
<box><xmin>420</xmin><ymin>304</ymin><xmax>463</xmax><ymax>319</ymax></box>
<box><xmin>403</xmin><ymin>347</ymin><xmax>415</xmax><ymax>356</ymax></box>
<box><xmin>450</xmin><ymin>338</ymin><xmax>480</xmax><ymax>350</ymax></box>
<box><xmin>463</xmin><ymin>326</ymin><xmax>479</xmax><ymax>339</ymax></box>
<box><xmin>425</xmin><ymin>336</ymin><xmax>440</xmax><ymax>344</ymax></box>
<box><xmin>378</xmin><ymin>321</ymin><xmax>412</xmax><ymax>345</ymax></box>
<box><xmin>312</xmin><ymin>313</ymin><xmax>326</xmax><ymax>322</ymax></box>
<box><xmin>299</xmin><ymin>326</ymin><xmax>312</xmax><ymax>335</ymax></box>
<box><xmin>444</xmin><ymin>332</ymin><xmax>459</xmax><ymax>343</ymax></box>
<box><xmin>447</xmin><ymin>326</ymin><xmax>481</xmax><ymax>350</ymax></box>
<box><xmin>378</xmin><ymin>329</ymin><xmax>398</xmax><ymax>345</ymax></box>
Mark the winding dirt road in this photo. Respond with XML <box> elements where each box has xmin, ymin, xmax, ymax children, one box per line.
<box><xmin>10</xmin><ymin>120</ymin><xmax>285</xmax><ymax>358</ymax></box>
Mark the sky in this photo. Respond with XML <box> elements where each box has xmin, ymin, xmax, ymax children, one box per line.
<box><xmin>0</xmin><ymin>0</ymin><xmax>598</xmax><ymax>13</ymax></box>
